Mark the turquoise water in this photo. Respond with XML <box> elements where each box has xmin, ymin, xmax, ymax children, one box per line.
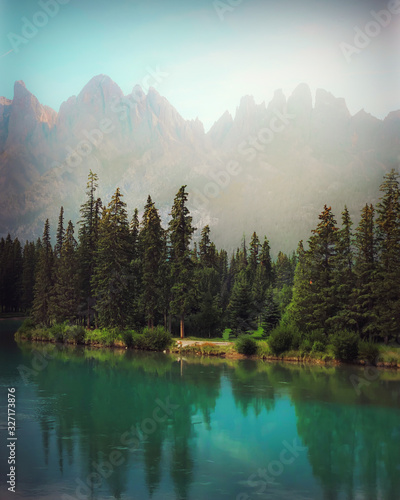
<box><xmin>1</xmin><ymin>320</ymin><xmax>400</xmax><ymax>500</ymax></box>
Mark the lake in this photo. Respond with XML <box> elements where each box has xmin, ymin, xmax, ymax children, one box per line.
<box><xmin>1</xmin><ymin>320</ymin><xmax>400</xmax><ymax>500</ymax></box>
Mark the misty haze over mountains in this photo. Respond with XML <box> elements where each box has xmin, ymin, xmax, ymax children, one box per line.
<box><xmin>0</xmin><ymin>75</ymin><xmax>399</xmax><ymax>255</ymax></box>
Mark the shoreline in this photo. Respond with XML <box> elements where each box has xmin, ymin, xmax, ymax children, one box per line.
<box><xmin>15</xmin><ymin>335</ymin><xmax>400</xmax><ymax>370</ymax></box>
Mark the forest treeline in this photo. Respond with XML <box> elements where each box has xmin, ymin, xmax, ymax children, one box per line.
<box><xmin>1</xmin><ymin>169</ymin><xmax>399</xmax><ymax>342</ymax></box>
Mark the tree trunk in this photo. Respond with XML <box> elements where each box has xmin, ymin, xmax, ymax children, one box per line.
<box><xmin>180</xmin><ymin>314</ymin><xmax>185</xmax><ymax>339</ymax></box>
<box><xmin>168</xmin><ymin>314</ymin><xmax>172</xmax><ymax>333</ymax></box>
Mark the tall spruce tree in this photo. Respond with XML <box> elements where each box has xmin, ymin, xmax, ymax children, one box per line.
<box><xmin>32</xmin><ymin>220</ymin><xmax>53</xmax><ymax>325</ymax></box>
<box><xmin>375</xmin><ymin>169</ymin><xmax>400</xmax><ymax>342</ymax></box>
<box><xmin>193</xmin><ymin>226</ymin><xmax>222</xmax><ymax>336</ymax></box>
<box><xmin>128</xmin><ymin>208</ymin><xmax>143</xmax><ymax>327</ymax></box>
<box><xmin>351</xmin><ymin>204</ymin><xmax>379</xmax><ymax>340</ymax></box>
<box><xmin>328</xmin><ymin>206</ymin><xmax>355</xmax><ymax>330</ymax></box>
<box><xmin>247</xmin><ymin>232</ymin><xmax>260</xmax><ymax>282</ymax></box>
<box><xmin>78</xmin><ymin>171</ymin><xmax>101</xmax><ymax>326</ymax></box>
<box><xmin>168</xmin><ymin>186</ymin><xmax>196</xmax><ymax>338</ymax></box>
<box><xmin>21</xmin><ymin>241</ymin><xmax>36</xmax><ymax>311</ymax></box>
<box><xmin>274</xmin><ymin>252</ymin><xmax>293</xmax><ymax>289</ymax></box>
<box><xmin>259</xmin><ymin>237</ymin><xmax>273</xmax><ymax>288</ymax></box>
<box><xmin>140</xmin><ymin>195</ymin><xmax>164</xmax><ymax>328</ymax></box>
<box><xmin>199</xmin><ymin>225</ymin><xmax>217</xmax><ymax>269</ymax></box>
<box><xmin>54</xmin><ymin>206</ymin><xmax>65</xmax><ymax>259</ymax></box>
<box><xmin>228</xmin><ymin>270</ymin><xmax>256</xmax><ymax>334</ymax></box>
<box><xmin>92</xmin><ymin>188</ymin><xmax>131</xmax><ymax>328</ymax></box>
<box><xmin>218</xmin><ymin>249</ymin><xmax>230</xmax><ymax>313</ymax></box>
<box><xmin>262</xmin><ymin>287</ymin><xmax>281</xmax><ymax>333</ymax></box>
<box><xmin>289</xmin><ymin>206</ymin><xmax>339</xmax><ymax>333</ymax></box>
<box><xmin>49</xmin><ymin>221</ymin><xmax>79</xmax><ymax>323</ymax></box>
<box><xmin>251</xmin><ymin>235</ymin><xmax>272</xmax><ymax>326</ymax></box>
<box><xmin>159</xmin><ymin>230</ymin><xmax>172</xmax><ymax>331</ymax></box>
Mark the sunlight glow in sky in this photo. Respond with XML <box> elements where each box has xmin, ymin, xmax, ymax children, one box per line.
<box><xmin>0</xmin><ymin>0</ymin><xmax>399</xmax><ymax>130</ymax></box>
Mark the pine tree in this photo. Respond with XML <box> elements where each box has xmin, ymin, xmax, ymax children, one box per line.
<box><xmin>289</xmin><ymin>206</ymin><xmax>339</xmax><ymax>334</ymax></box>
<box><xmin>140</xmin><ymin>195</ymin><xmax>164</xmax><ymax>328</ymax></box>
<box><xmin>168</xmin><ymin>186</ymin><xmax>196</xmax><ymax>338</ymax></box>
<box><xmin>289</xmin><ymin>240</ymin><xmax>315</xmax><ymax>331</ymax></box>
<box><xmin>32</xmin><ymin>220</ymin><xmax>54</xmax><ymax>325</ymax></box>
<box><xmin>92</xmin><ymin>188</ymin><xmax>131</xmax><ymax>328</ymax></box>
<box><xmin>351</xmin><ymin>204</ymin><xmax>379</xmax><ymax>340</ymax></box>
<box><xmin>375</xmin><ymin>170</ymin><xmax>400</xmax><ymax>342</ymax></box>
<box><xmin>251</xmin><ymin>235</ymin><xmax>272</xmax><ymax>325</ymax></box>
<box><xmin>78</xmin><ymin>171</ymin><xmax>101</xmax><ymax>326</ymax></box>
<box><xmin>308</xmin><ymin>205</ymin><xmax>339</xmax><ymax>332</ymax></box>
<box><xmin>328</xmin><ymin>206</ymin><xmax>355</xmax><ymax>330</ymax></box>
<box><xmin>228</xmin><ymin>270</ymin><xmax>256</xmax><ymax>334</ymax></box>
<box><xmin>193</xmin><ymin>227</ymin><xmax>222</xmax><ymax>336</ymax></box>
<box><xmin>21</xmin><ymin>241</ymin><xmax>36</xmax><ymax>311</ymax></box>
<box><xmin>274</xmin><ymin>251</ymin><xmax>293</xmax><ymax>289</ymax></box>
<box><xmin>262</xmin><ymin>287</ymin><xmax>280</xmax><ymax>333</ymax></box>
<box><xmin>11</xmin><ymin>238</ymin><xmax>23</xmax><ymax>311</ymax></box>
<box><xmin>159</xmin><ymin>230</ymin><xmax>172</xmax><ymax>331</ymax></box>
<box><xmin>128</xmin><ymin>208</ymin><xmax>143</xmax><ymax>327</ymax></box>
<box><xmin>49</xmin><ymin>221</ymin><xmax>80</xmax><ymax>323</ymax></box>
<box><xmin>54</xmin><ymin>206</ymin><xmax>65</xmax><ymax>259</ymax></box>
<box><xmin>247</xmin><ymin>231</ymin><xmax>260</xmax><ymax>282</ymax></box>
<box><xmin>259</xmin><ymin>237</ymin><xmax>273</xmax><ymax>288</ymax></box>
<box><xmin>199</xmin><ymin>225</ymin><xmax>217</xmax><ymax>268</ymax></box>
<box><xmin>130</xmin><ymin>208</ymin><xmax>140</xmax><ymax>258</ymax></box>
<box><xmin>218</xmin><ymin>249</ymin><xmax>229</xmax><ymax>311</ymax></box>
<box><xmin>238</xmin><ymin>235</ymin><xmax>248</xmax><ymax>272</ymax></box>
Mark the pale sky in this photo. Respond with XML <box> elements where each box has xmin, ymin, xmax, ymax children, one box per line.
<box><xmin>0</xmin><ymin>0</ymin><xmax>399</xmax><ymax>130</ymax></box>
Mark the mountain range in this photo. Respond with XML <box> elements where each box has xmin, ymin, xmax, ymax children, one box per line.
<box><xmin>0</xmin><ymin>75</ymin><xmax>399</xmax><ymax>254</ymax></box>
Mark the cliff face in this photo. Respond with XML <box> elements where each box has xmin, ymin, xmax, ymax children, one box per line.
<box><xmin>0</xmin><ymin>76</ymin><xmax>399</xmax><ymax>253</ymax></box>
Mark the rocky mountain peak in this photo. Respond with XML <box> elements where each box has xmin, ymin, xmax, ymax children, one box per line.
<box><xmin>287</xmin><ymin>83</ymin><xmax>312</xmax><ymax>115</ymax></box>
<box><xmin>77</xmin><ymin>74</ymin><xmax>124</xmax><ymax>109</ymax></box>
<box><xmin>314</xmin><ymin>88</ymin><xmax>350</xmax><ymax>117</ymax></box>
<box><xmin>207</xmin><ymin>110</ymin><xmax>233</xmax><ymax>146</ymax></box>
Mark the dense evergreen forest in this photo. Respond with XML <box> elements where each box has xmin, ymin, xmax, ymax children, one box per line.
<box><xmin>1</xmin><ymin>169</ymin><xmax>399</xmax><ymax>344</ymax></box>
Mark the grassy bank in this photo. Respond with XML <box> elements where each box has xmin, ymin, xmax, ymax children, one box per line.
<box><xmin>172</xmin><ymin>332</ymin><xmax>400</xmax><ymax>368</ymax></box>
<box><xmin>15</xmin><ymin>320</ymin><xmax>400</xmax><ymax>368</ymax></box>
<box><xmin>15</xmin><ymin>320</ymin><xmax>172</xmax><ymax>352</ymax></box>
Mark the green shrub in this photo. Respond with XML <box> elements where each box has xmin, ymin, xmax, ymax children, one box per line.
<box><xmin>257</xmin><ymin>340</ymin><xmax>272</xmax><ymax>358</ymax></box>
<box><xmin>133</xmin><ymin>326</ymin><xmax>172</xmax><ymax>351</ymax></box>
<box><xmin>85</xmin><ymin>328</ymin><xmax>117</xmax><ymax>347</ymax></box>
<box><xmin>268</xmin><ymin>326</ymin><xmax>294</xmax><ymax>355</ymax></box>
<box><xmin>358</xmin><ymin>341</ymin><xmax>379</xmax><ymax>365</ymax></box>
<box><xmin>222</xmin><ymin>329</ymin><xmax>231</xmax><ymax>341</ymax></box>
<box><xmin>331</xmin><ymin>330</ymin><xmax>359</xmax><ymax>361</ymax></box>
<box><xmin>309</xmin><ymin>329</ymin><xmax>327</xmax><ymax>347</ymax></box>
<box><xmin>290</xmin><ymin>329</ymin><xmax>301</xmax><ymax>350</ymax></box>
<box><xmin>235</xmin><ymin>335</ymin><xmax>258</xmax><ymax>355</ymax></box>
<box><xmin>131</xmin><ymin>333</ymin><xmax>146</xmax><ymax>349</ymax></box>
<box><xmin>312</xmin><ymin>340</ymin><xmax>325</xmax><ymax>353</ymax></box>
<box><xmin>119</xmin><ymin>330</ymin><xmax>135</xmax><ymax>347</ymax></box>
<box><xmin>49</xmin><ymin>323</ymin><xmax>66</xmax><ymax>342</ymax></box>
<box><xmin>15</xmin><ymin>318</ymin><xmax>36</xmax><ymax>340</ymax></box>
<box><xmin>18</xmin><ymin>318</ymin><xmax>36</xmax><ymax>334</ymax></box>
<box><xmin>20</xmin><ymin>329</ymin><xmax>32</xmax><ymax>340</ymax></box>
<box><xmin>64</xmin><ymin>325</ymin><xmax>85</xmax><ymax>344</ymax></box>
<box><xmin>300</xmin><ymin>339</ymin><xmax>312</xmax><ymax>354</ymax></box>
